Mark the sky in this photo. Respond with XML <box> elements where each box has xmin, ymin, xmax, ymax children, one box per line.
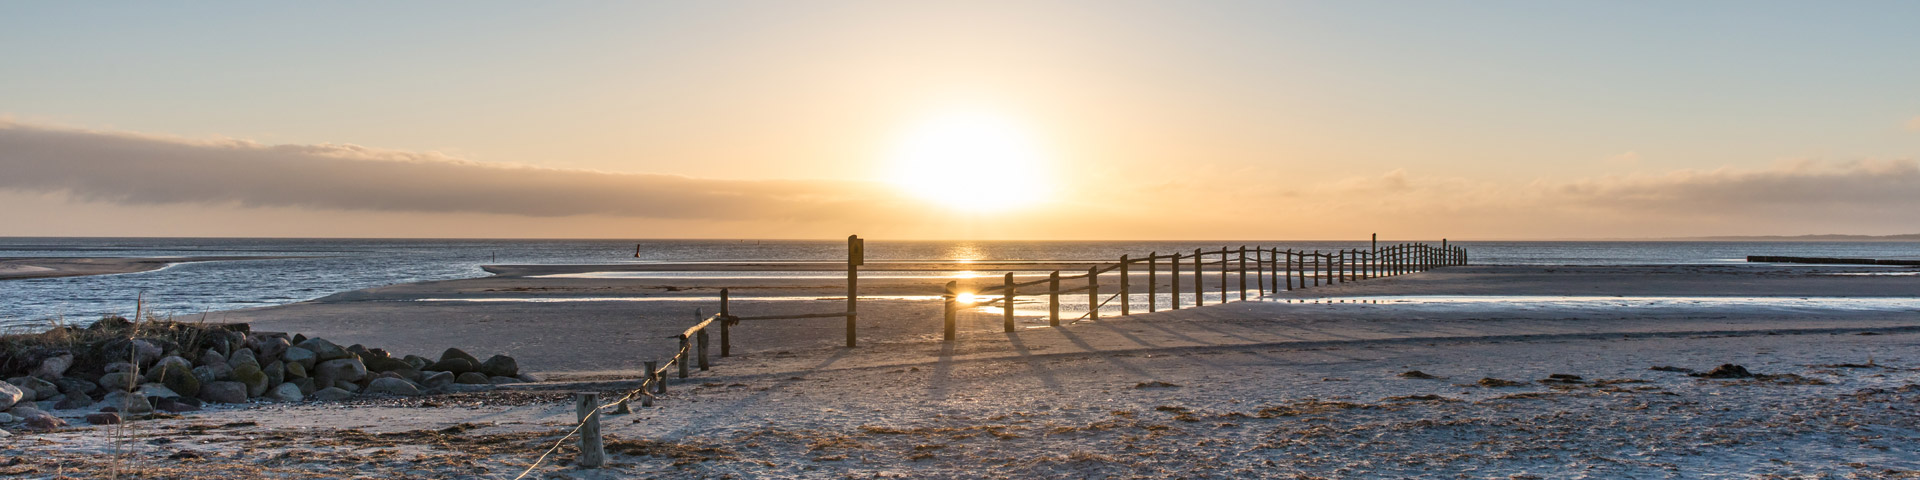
<box><xmin>3</xmin><ymin>2</ymin><xmax>1918</xmax><ymax>240</ymax></box>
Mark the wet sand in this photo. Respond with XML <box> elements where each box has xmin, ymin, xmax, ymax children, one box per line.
<box><xmin>0</xmin><ymin>256</ymin><xmax>299</xmax><ymax>281</ymax></box>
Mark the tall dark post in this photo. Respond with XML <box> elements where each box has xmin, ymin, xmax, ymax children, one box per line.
<box><xmin>1118</xmin><ymin>255</ymin><xmax>1131</xmax><ymax>316</ymax></box>
<box><xmin>943</xmin><ymin>281</ymin><xmax>957</xmax><ymax>341</ymax></box>
<box><xmin>1048</xmin><ymin>271</ymin><xmax>1061</xmax><ymax>327</ymax></box>
<box><xmin>1254</xmin><ymin>247</ymin><xmax>1264</xmax><ymax>294</ymax></box>
<box><xmin>846</xmin><ymin>235</ymin><xmax>861</xmax><ymax>348</ymax></box>
<box><xmin>1284</xmin><ymin>249</ymin><xmax>1295</xmax><ymax>290</ymax></box>
<box><xmin>1002</xmin><ymin>272</ymin><xmax>1015</xmax><ymax>333</ymax></box>
<box><xmin>1171</xmin><ymin>252</ymin><xmax>1182</xmax><ymax>309</ymax></box>
<box><xmin>1218</xmin><ymin>247</ymin><xmax>1228</xmax><ymax>302</ymax></box>
<box><xmin>1238</xmin><ymin>246</ymin><xmax>1248</xmax><ymax>300</ymax></box>
<box><xmin>718</xmin><ymin>288</ymin><xmax>731</xmax><ymax>357</ymax></box>
<box><xmin>1148</xmin><ymin>252</ymin><xmax>1158</xmax><ymax>312</ymax></box>
<box><xmin>1193</xmin><ymin>248</ymin><xmax>1205</xmax><ymax>306</ymax></box>
<box><xmin>1087</xmin><ymin>267</ymin><xmax>1101</xmax><ymax>321</ymax></box>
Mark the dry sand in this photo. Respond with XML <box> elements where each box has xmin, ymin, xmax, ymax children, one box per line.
<box><xmin>5</xmin><ymin>263</ymin><xmax>1919</xmax><ymax>478</ymax></box>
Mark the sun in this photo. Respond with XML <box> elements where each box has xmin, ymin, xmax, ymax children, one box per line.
<box><xmin>886</xmin><ymin>109</ymin><xmax>1052</xmax><ymax>212</ymax></box>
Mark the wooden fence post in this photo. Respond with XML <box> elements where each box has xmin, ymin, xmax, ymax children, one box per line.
<box><xmin>575</xmin><ymin>392</ymin><xmax>605</xmax><ymax>468</ymax></box>
<box><xmin>943</xmin><ymin>281</ymin><xmax>957</xmax><ymax>342</ymax></box>
<box><xmin>1193</xmin><ymin>248</ymin><xmax>1205</xmax><ymax>306</ymax></box>
<box><xmin>1255</xmin><ymin>247</ymin><xmax>1265</xmax><ymax>294</ymax></box>
<box><xmin>1119</xmin><ymin>255</ymin><xmax>1131</xmax><ymax>316</ymax></box>
<box><xmin>1087</xmin><ymin>267</ymin><xmax>1100</xmax><ymax>321</ymax></box>
<box><xmin>846</xmin><ymin>235</ymin><xmax>860</xmax><ymax>348</ymax></box>
<box><xmin>1284</xmin><ymin>249</ymin><xmax>1294</xmax><ymax>290</ymax></box>
<box><xmin>678</xmin><ymin>335</ymin><xmax>690</xmax><ymax>379</ymax></box>
<box><xmin>1048</xmin><ymin>271</ymin><xmax>1061</xmax><ymax>327</ymax></box>
<box><xmin>647</xmin><ymin>361</ymin><xmax>664</xmax><ymax>395</ymax></box>
<box><xmin>1218</xmin><ymin>247</ymin><xmax>1228</xmax><ymax>302</ymax></box>
<box><xmin>642</xmin><ymin>361</ymin><xmax>657</xmax><ymax>406</ymax></box>
<box><xmin>1171</xmin><ymin>253</ymin><xmax>1182</xmax><ymax>309</ymax></box>
<box><xmin>1148</xmin><ymin>252</ymin><xmax>1158</xmax><ymax>312</ymax></box>
<box><xmin>1002</xmin><ymin>272</ymin><xmax>1015</xmax><ymax>333</ymax></box>
<box><xmin>718</xmin><ymin>288</ymin><xmax>731</xmax><ymax>357</ymax></box>
<box><xmin>696</xmin><ymin>328</ymin><xmax>709</xmax><ymax>371</ymax></box>
<box><xmin>1238</xmin><ymin>246</ymin><xmax>1248</xmax><ymax>300</ymax></box>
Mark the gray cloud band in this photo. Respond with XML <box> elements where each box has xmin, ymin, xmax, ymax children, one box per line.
<box><xmin>0</xmin><ymin>123</ymin><xmax>900</xmax><ymax>220</ymax></box>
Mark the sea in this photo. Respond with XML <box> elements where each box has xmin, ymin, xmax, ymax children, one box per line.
<box><xmin>3</xmin><ymin>237</ymin><xmax>1918</xmax><ymax>329</ymax></box>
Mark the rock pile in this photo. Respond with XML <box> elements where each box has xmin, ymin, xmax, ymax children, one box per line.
<box><xmin>1</xmin><ymin>319</ymin><xmax>536</xmax><ymax>432</ymax></box>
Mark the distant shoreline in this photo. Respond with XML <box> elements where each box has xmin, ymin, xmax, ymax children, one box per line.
<box><xmin>0</xmin><ymin>256</ymin><xmax>303</xmax><ymax>281</ymax></box>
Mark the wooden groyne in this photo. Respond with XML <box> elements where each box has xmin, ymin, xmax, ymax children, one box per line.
<box><xmin>1747</xmin><ymin>256</ymin><xmax>1920</xmax><ymax>266</ymax></box>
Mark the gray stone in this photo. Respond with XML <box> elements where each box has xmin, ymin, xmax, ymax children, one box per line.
<box><xmin>421</xmin><ymin>371</ymin><xmax>454</xmax><ymax>390</ymax></box>
<box><xmin>293</xmin><ymin>378</ymin><xmax>317</xmax><ymax>395</ymax></box>
<box><xmin>439</xmin><ymin>347</ymin><xmax>480</xmax><ymax>366</ymax></box>
<box><xmin>147</xmin><ymin>356</ymin><xmax>194</xmax><ymax>381</ymax></box>
<box><xmin>264</xmin><ymin>360</ymin><xmax>286</xmax><ymax>389</ymax></box>
<box><xmin>228</xmin><ymin>348</ymin><xmax>260</xmax><ymax>371</ymax></box>
<box><xmin>11</xmin><ymin>377</ymin><xmax>58</xmax><ymax>401</ymax></box>
<box><xmin>311</xmin><ymin>387</ymin><xmax>354</xmax><ymax>401</ymax></box>
<box><xmin>253</xmin><ymin>336</ymin><xmax>290</xmax><ymax>361</ymax></box>
<box><xmin>104</xmin><ymin>362</ymin><xmax>139</xmax><ymax>375</ymax></box>
<box><xmin>479</xmin><ymin>355</ymin><xmax>518</xmax><ymax>377</ymax></box>
<box><xmin>54</xmin><ymin>391</ymin><xmax>94</xmax><ymax>410</ymax></box>
<box><xmin>8</xmin><ymin>405</ymin><xmax>47</xmax><ymax>419</ymax></box>
<box><xmin>199</xmin><ymin>348</ymin><xmax>227</xmax><ymax>368</ymax></box>
<box><xmin>364</xmin><ymin>377</ymin><xmax>423</xmax><ymax>396</ymax></box>
<box><xmin>32</xmin><ymin>353</ymin><xmax>73</xmax><ymax>380</ymax></box>
<box><xmin>191</xmin><ymin>365</ymin><xmax>219</xmax><ymax>387</ymax></box>
<box><xmin>85</xmin><ymin>412</ymin><xmax>122</xmax><ymax>425</ymax></box>
<box><xmin>0</xmin><ymin>382</ymin><xmax>24</xmax><ymax>410</ymax></box>
<box><xmin>402</xmin><ymin>355</ymin><xmax>430</xmax><ymax>371</ymax></box>
<box><xmin>295</xmin><ymin>338</ymin><xmax>350</xmax><ymax>362</ymax></box>
<box><xmin>21</xmin><ymin>411</ymin><xmax>66</xmax><ymax>431</ymax></box>
<box><xmin>333</xmin><ymin>381</ymin><xmax>360</xmax><ymax>393</ymax></box>
<box><xmin>136</xmin><ymin>383</ymin><xmax>180</xmax><ymax>400</ymax></box>
<box><xmin>426</xmin><ymin>357</ymin><xmax>477</xmax><ymax>374</ymax></box>
<box><xmin>54</xmin><ymin>377</ymin><xmax>98</xmax><ymax>396</ymax></box>
<box><xmin>364</xmin><ymin>356</ymin><xmax>413</xmax><ymax>373</ymax></box>
<box><xmin>98</xmin><ymin>372</ymin><xmax>141</xmax><ymax>392</ymax></box>
<box><xmin>199</xmin><ymin>381</ymin><xmax>248</xmax><ymax>404</ymax></box>
<box><xmin>232</xmin><ymin>363</ymin><xmax>269</xmax><ymax>398</ymax></box>
<box><xmin>103</xmin><ymin>391</ymin><xmax>152</xmax><ymax>414</ymax></box>
<box><xmin>281</xmin><ymin>347</ymin><xmax>318</xmax><ymax>371</ymax></box>
<box><xmin>455</xmin><ymin>372</ymin><xmax>491</xmax><ymax>385</ymax></box>
<box><xmin>0</xmin><ymin>412</ymin><xmax>13</xmax><ymax>423</ymax></box>
<box><xmin>156</xmin><ymin>364</ymin><xmax>201</xmax><ymax>399</ymax></box>
<box><xmin>155</xmin><ymin>397</ymin><xmax>200</xmax><ymax>413</ymax></box>
<box><xmin>314</xmin><ymin>358</ymin><xmax>368</xmax><ymax>387</ymax></box>
<box><xmin>267</xmin><ymin>382</ymin><xmax>304</xmax><ymax>402</ymax></box>
<box><xmin>283</xmin><ymin>361</ymin><xmax>308</xmax><ymax>380</ymax></box>
<box><xmin>128</xmin><ymin>339</ymin><xmax>163</xmax><ymax>367</ymax></box>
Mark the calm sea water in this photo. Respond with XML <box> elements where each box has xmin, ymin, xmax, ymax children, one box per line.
<box><xmin>3</xmin><ymin>237</ymin><xmax>1917</xmax><ymax>328</ymax></box>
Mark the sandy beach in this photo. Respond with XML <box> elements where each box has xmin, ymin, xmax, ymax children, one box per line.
<box><xmin>5</xmin><ymin>263</ymin><xmax>1919</xmax><ymax>478</ymax></box>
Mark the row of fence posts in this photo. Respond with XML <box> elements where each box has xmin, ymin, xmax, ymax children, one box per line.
<box><xmin>941</xmin><ymin>236</ymin><xmax>1467</xmax><ymax>340</ymax></box>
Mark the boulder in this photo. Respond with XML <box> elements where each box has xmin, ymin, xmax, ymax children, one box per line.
<box><xmin>147</xmin><ymin>356</ymin><xmax>194</xmax><ymax>381</ymax></box>
<box><xmin>264</xmin><ymin>361</ymin><xmax>286</xmax><ymax>389</ymax></box>
<box><xmin>292</xmin><ymin>378</ymin><xmax>317</xmax><ymax>395</ymax></box>
<box><xmin>199</xmin><ymin>381</ymin><xmax>248</xmax><ymax>404</ymax></box>
<box><xmin>283</xmin><ymin>361</ymin><xmax>308</xmax><ymax>380</ymax></box>
<box><xmin>455</xmin><ymin>372</ymin><xmax>491</xmax><ymax>385</ymax></box>
<box><xmin>102</xmin><ymin>391</ymin><xmax>152</xmax><ymax>414</ymax></box>
<box><xmin>267</xmin><ymin>383</ymin><xmax>304</xmax><ymax>402</ymax></box>
<box><xmin>157</xmin><ymin>364</ymin><xmax>201</xmax><ymax>399</ymax></box>
<box><xmin>190</xmin><ymin>366</ymin><xmax>219</xmax><ymax>387</ymax></box>
<box><xmin>98</xmin><ymin>372</ymin><xmax>142</xmax><ymax>392</ymax></box>
<box><xmin>314</xmin><ymin>358</ymin><xmax>368</xmax><ymax>387</ymax></box>
<box><xmin>20</xmin><ymin>411</ymin><xmax>66</xmax><ymax>431</ymax></box>
<box><xmin>54</xmin><ymin>391</ymin><xmax>95</xmax><ymax>410</ymax></box>
<box><xmin>85</xmin><ymin>412</ymin><xmax>122</xmax><ymax>425</ymax></box>
<box><xmin>104</xmin><ymin>362</ymin><xmax>139</xmax><ymax>375</ymax></box>
<box><xmin>294</xmin><ymin>338</ymin><xmax>350</xmax><ymax>362</ymax></box>
<box><xmin>333</xmin><ymin>381</ymin><xmax>361</xmax><ymax>393</ymax></box>
<box><xmin>440</xmin><ymin>348</ymin><xmax>480</xmax><ymax>365</ymax></box>
<box><xmin>426</xmin><ymin>357</ymin><xmax>477</xmax><ymax>374</ymax></box>
<box><xmin>199</xmin><ymin>349</ymin><xmax>227</xmax><ymax>368</ymax></box>
<box><xmin>136</xmin><ymin>383</ymin><xmax>181</xmax><ymax>400</ymax></box>
<box><xmin>231</xmin><ymin>364</ymin><xmax>270</xmax><ymax>398</ymax></box>
<box><xmin>11</xmin><ymin>377</ymin><xmax>59</xmax><ymax>400</ymax></box>
<box><xmin>364</xmin><ymin>377</ymin><xmax>423</xmax><ymax>396</ymax></box>
<box><xmin>420</xmin><ymin>371</ymin><xmax>454</xmax><ymax>390</ymax></box>
<box><xmin>124</xmin><ymin>339</ymin><xmax>164</xmax><ymax>367</ymax></box>
<box><xmin>311</xmin><ymin>387</ymin><xmax>354</xmax><ymax>401</ymax></box>
<box><xmin>0</xmin><ymin>382</ymin><xmax>24</xmax><ymax>410</ymax></box>
<box><xmin>32</xmin><ymin>353</ymin><xmax>73</xmax><ymax>380</ymax></box>
<box><xmin>155</xmin><ymin>397</ymin><xmax>201</xmax><ymax>413</ymax></box>
<box><xmin>401</xmin><ymin>355</ymin><xmax>430</xmax><ymax>371</ymax></box>
<box><xmin>281</xmin><ymin>347</ymin><xmax>318</xmax><ymax>371</ymax></box>
<box><xmin>0</xmin><ymin>412</ymin><xmax>12</xmax><ymax>423</ymax></box>
<box><xmin>252</xmin><ymin>336</ymin><xmax>290</xmax><ymax>361</ymax></box>
<box><xmin>54</xmin><ymin>377</ymin><xmax>99</xmax><ymax>397</ymax></box>
<box><xmin>228</xmin><ymin>348</ymin><xmax>260</xmax><ymax>371</ymax></box>
<box><xmin>479</xmin><ymin>355</ymin><xmax>519</xmax><ymax>378</ymax></box>
<box><xmin>364</xmin><ymin>357</ymin><xmax>413</xmax><ymax>373</ymax></box>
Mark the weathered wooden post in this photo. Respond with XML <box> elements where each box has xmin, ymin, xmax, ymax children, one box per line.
<box><xmin>676</xmin><ymin>334</ymin><xmax>690</xmax><ymax>379</ymax></box>
<box><xmin>1087</xmin><ymin>266</ymin><xmax>1100</xmax><ymax>321</ymax></box>
<box><xmin>1048</xmin><ymin>271</ymin><xmax>1061</xmax><ymax>327</ymax></box>
<box><xmin>634</xmin><ymin>244</ymin><xmax>642</xmax><ymax>258</ymax></box>
<box><xmin>1193</xmin><ymin>248</ymin><xmax>1205</xmax><ymax>306</ymax></box>
<box><xmin>846</xmin><ymin>235</ymin><xmax>861</xmax><ymax>348</ymax></box>
<box><xmin>1118</xmin><ymin>255</ymin><xmax>1131</xmax><ymax>316</ymax></box>
<box><xmin>696</xmin><ymin>328</ymin><xmax>710</xmax><ymax>371</ymax></box>
<box><xmin>1002</xmin><ymin>272</ymin><xmax>1015</xmax><ymax>333</ymax></box>
<box><xmin>575</xmin><ymin>392</ymin><xmax>605</xmax><ymax>468</ymax></box>
<box><xmin>1171</xmin><ymin>252</ymin><xmax>1183</xmax><ymax>309</ymax></box>
<box><xmin>645</xmin><ymin>360</ymin><xmax>660</xmax><ymax>405</ymax></box>
<box><xmin>1218</xmin><ymin>247</ymin><xmax>1228</xmax><ymax>302</ymax></box>
<box><xmin>1284</xmin><ymin>249</ymin><xmax>1294</xmax><ymax>290</ymax></box>
<box><xmin>1237</xmin><ymin>246</ymin><xmax>1248</xmax><ymax>300</ymax></box>
<box><xmin>1147</xmin><ymin>252</ymin><xmax>1158</xmax><ymax>312</ymax></box>
<box><xmin>718</xmin><ymin>288</ymin><xmax>731</xmax><ymax>357</ymax></box>
<box><xmin>1255</xmin><ymin>247</ymin><xmax>1265</xmax><ymax>294</ymax></box>
<box><xmin>1271</xmin><ymin>247</ymin><xmax>1281</xmax><ymax>292</ymax></box>
<box><xmin>943</xmin><ymin>281</ymin><xmax>957</xmax><ymax>342</ymax></box>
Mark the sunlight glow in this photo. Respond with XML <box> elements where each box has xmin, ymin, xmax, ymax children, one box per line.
<box><xmin>955</xmin><ymin>292</ymin><xmax>978</xmax><ymax>304</ymax></box>
<box><xmin>886</xmin><ymin>109</ymin><xmax>1052</xmax><ymax>212</ymax></box>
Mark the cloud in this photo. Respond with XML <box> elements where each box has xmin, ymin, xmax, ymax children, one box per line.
<box><xmin>1908</xmin><ymin>116</ymin><xmax>1920</xmax><ymax>132</ymax></box>
<box><xmin>1604</xmin><ymin>151</ymin><xmax>1640</xmax><ymax>165</ymax></box>
<box><xmin>0</xmin><ymin>121</ymin><xmax>914</xmax><ymax>222</ymax></box>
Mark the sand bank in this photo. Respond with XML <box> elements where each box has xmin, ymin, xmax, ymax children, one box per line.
<box><xmin>0</xmin><ymin>256</ymin><xmax>299</xmax><ymax>281</ymax></box>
